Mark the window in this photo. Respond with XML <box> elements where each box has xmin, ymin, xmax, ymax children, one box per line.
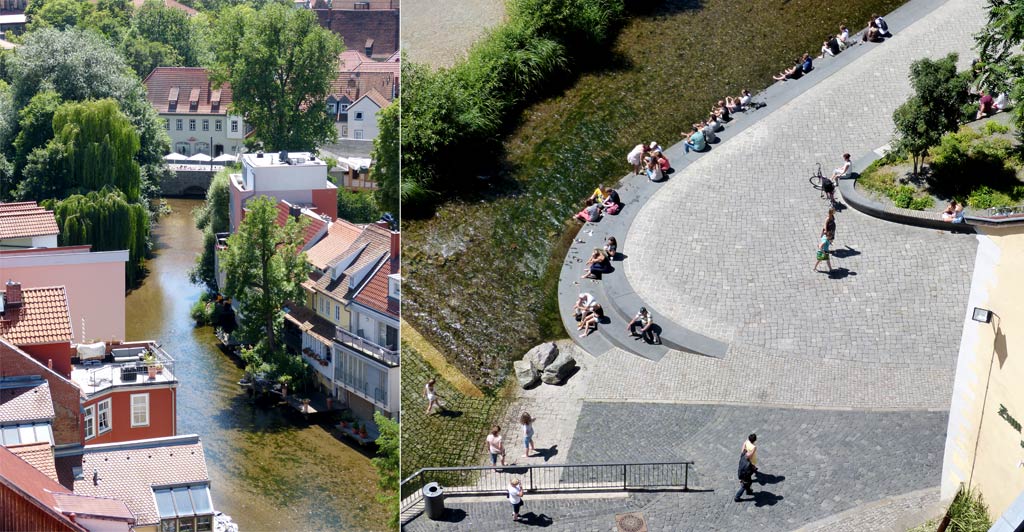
<box><xmin>327</xmin><ymin>102</ymin><xmax>336</xmax><ymax>113</ymax></box>
<box><xmin>340</xmin><ymin>104</ymin><xmax>349</xmax><ymax>112</ymax></box>
<box><xmin>84</xmin><ymin>405</ymin><xmax>95</xmax><ymax>439</ymax></box>
<box><xmin>354</xmin><ymin>130</ymin><xmax>363</xmax><ymax>140</ymax></box>
<box><xmin>97</xmin><ymin>399</ymin><xmax>111</xmax><ymax>434</ymax></box>
<box><xmin>354</xmin><ymin>111</ymin><xmax>364</xmax><ymax>121</ymax></box>
<box><xmin>176</xmin><ymin>119</ymin><xmax>183</xmax><ymax>131</ymax></box>
<box><xmin>202</xmin><ymin>119</ymin><xmax>209</xmax><ymax>131</ymax></box>
<box><xmin>335</xmin><ymin>304</ymin><xmax>339</xmax><ymax>321</ymax></box>
<box><xmin>131</xmin><ymin>393</ymin><xmax>149</xmax><ymax>427</ymax></box>
<box><xmin>215</xmin><ymin>120</ymin><xmax>222</xmax><ymax>132</ymax></box>
<box><xmin>231</xmin><ymin>121</ymin><xmax>239</xmax><ymax>132</ymax></box>
<box><xmin>164</xmin><ymin>119</ymin><xmax>170</xmax><ymax>130</ymax></box>
<box><xmin>155</xmin><ymin>485</ymin><xmax>213</xmax><ymax>532</ymax></box>
<box><xmin>189</xmin><ymin>119</ymin><xmax>196</xmax><ymax>131</ymax></box>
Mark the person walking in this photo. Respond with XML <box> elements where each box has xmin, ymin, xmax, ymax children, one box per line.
<box><xmin>486</xmin><ymin>425</ymin><xmax>506</xmax><ymax>468</ymax></box>
<box><xmin>424</xmin><ymin>378</ymin><xmax>441</xmax><ymax>415</ymax></box>
<box><xmin>735</xmin><ymin>450</ymin><xmax>756</xmax><ymax>501</ymax></box>
<box><xmin>520</xmin><ymin>412</ymin><xmax>536</xmax><ymax>458</ymax></box>
<box><xmin>508</xmin><ymin>478</ymin><xmax>525</xmax><ymax>521</ymax></box>
<box><xmin>822</xmin><ymin>208</ymin><xmax>837</xmax><ymax>242</ymax></box>
<box><xmin>813</xmin><ymin>233</ymin><xmax>833</xmax><ymax>273</ymax></box>
<box><xmin>742</xmin><ymin>433</ymin><xmax>759</xmax><ymax>473</ymax></box>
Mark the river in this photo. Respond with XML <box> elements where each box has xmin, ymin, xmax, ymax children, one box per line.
<box><xmin>125</xmin><ymin>198</ymin><xmax>388</xmax><ymax>532</ymax></box>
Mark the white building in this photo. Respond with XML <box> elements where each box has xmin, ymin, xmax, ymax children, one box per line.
<box><xmin>143</xmin><ymin>67</ymin><xmax>248</xmax><ymax>158</ymax></box>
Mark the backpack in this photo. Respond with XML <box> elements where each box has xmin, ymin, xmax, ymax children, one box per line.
<box><xmin>877</xmin><ymin>18</ymin><xmax>888</xmax><ymax>32</ymax></box>
<box><xmin>605</xmin><ymin>202</ymin><xmax>621</xmax><ymax>215</ymax></box>
<box><xmin>737</xmin><ymin>452</ymin><xmax>753</xmax><ymax>480</ymax></box>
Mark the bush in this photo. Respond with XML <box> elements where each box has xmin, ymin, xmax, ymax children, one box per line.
<box><xmin>929</xmin><ymin>127</ymin><xmax>1018</xmax><ymax>197</ymax></box>
<box><xmin>337</xmin><ymin>188</ymin><xmax>381</xmax><ymax>224</ymax></box>
<box><xmin>946</xmin><ymin>486</ymin><xmax>991</xmax><ymax>532</ymax></box>
<box><xmin>190</xmin><ymin>294</ymin><xmax>214</xmax><ymax>325</ymax></box>
<box><xmin>966</xmin><ymin>185</ymin><xmax>1020</xmax><ymax>208</ymax></box>
<box><xmin>909</xmin><ymin>196</ymin><xmax>934</xmax><ymax>210</ymax></box>
<box><xmin>888</xmin><ymin>184</ymin><xmax>916</xmax><ymax>208</ymax></box>
<box><xmin>981</xmin><ymin>120</ymin><xmax>1010</xmax><ymax>134</ymax></box>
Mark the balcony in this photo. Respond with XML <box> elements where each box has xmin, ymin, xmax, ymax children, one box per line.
<box><xmin>334</xmin><ymin>327</ymin><xmax>398</xmax><ymax>367</ymax></box>
<box><xmin>70</xmin><ymin>341</ymin><xmax>176</xmax><ymax>396</ymax></box>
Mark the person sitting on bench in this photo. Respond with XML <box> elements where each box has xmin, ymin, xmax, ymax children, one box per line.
<box><xmin>626</xmin><ymin>307</ymin><xmax>661</xmax><ymax>344</ymax></box>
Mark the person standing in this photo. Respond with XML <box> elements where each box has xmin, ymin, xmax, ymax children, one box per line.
<box><xmin>627</xmin><ymin>143</ymin><xmax>645</xmax><ymax>175</ymax></box>
<box><xmin>424</xmin><ymin>378</ymin><xmax>441</xmax><ymax>415</ymax></box>
<box><xmin>486</xmin><ymin>426</ymin><xmax>506</xmax><ymax>467</ymax></box>
<box><xmin>822</xmin><ymin>208</ymin><xmax>837</xmax><ymax>242</ymax></box>
<box><xmin>508</xmin><ymin>478</ymin><xmax>524</xmax><ymax>521</ymax></box>
<box><xmin>813</xmin><ymin>233</ymin><xmax>833</xmax><ymax>273</ymax></box>
<box><xmin>520</xmin><ymin>412</ymin><xmax>536</xmax><ymax>458</ymax></box>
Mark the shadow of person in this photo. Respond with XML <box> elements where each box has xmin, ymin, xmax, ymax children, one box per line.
<box><xmin>828</xmin><ymin>267</ymin><xmax>856</xmax><ymax>279</ymax></box>
<box><xmin>497</xmin><ymin>465</ymin><xmax>530</xmax><ymax>475</ymax></box>
<box><xmin>755</xmin><ymin>472</ymin><xmax>785</xmax><ymax>485</ymax></box>
<box><xmin>533</xmin><ymin>445</ymin><xmax>559</xmax><ymax>462</ymax></box>
<box><xmin>613</xmin><ymin>252</ymin><xmax>628</xmax><ymax>262</ymax></box>
<box><xmin>643</xmin><ymin>324</ymin><xmax>663</xmax><ymax>345</ymax></box>
<box><xmin>830</xmin><ymin>245</ymin><xmax>860</xmax><ymax>259</ymax></box>
<box><xmin>437</xmin><ymin>408</ymin><xmax>464</xmax><ymax>419</ymax></box>
<box><xmin>517</xmin><ymin>512</ymin><xmax>554</xmax><ymax>527</ymax></box>
<box><xmin>753</xmin><ymin>490</ymin><xmax>784</xmax><ymax>507</ymax></box>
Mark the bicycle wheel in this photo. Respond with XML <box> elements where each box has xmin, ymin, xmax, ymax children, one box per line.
<box><xmin>809</xmin><ymin>175</ymin><xmax>825</xmax><ymax>190</ymax></box>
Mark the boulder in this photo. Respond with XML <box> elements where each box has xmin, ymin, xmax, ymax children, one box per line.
<box><xmin>541</xmin><ymin>352</ymin><xmax>577</xmax><ymax>385</ymax></box>
<box><xmin>525</xmin><ymin>342</ymin><xmax>559</xmax><ymax>369</ymax></box>
<box><xmin>514</xmin><ymin>359</ymin><xmax>540</xmax><ymax>389</ymax></box>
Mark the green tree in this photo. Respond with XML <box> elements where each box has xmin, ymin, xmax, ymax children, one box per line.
<box><xmin>132</xmin><ymin>0</ymin><xmax>200</xmax><ymax>66</ymax></box>
<box><xmin>207</xmin><ymin>3</ymin><xmax>343</xmax><ymax>151</ymax></box>
<box><xmin>12</xmin><ymin>89</ymin><xmax>62</xmax><ymax>174</ymax></box>
<box><xmin>372</xmin><ymin>411</ymin><xmax>399</xmax><ymax>529</ymax></box>
<box><xmin>190</xmin><ymin>167</ymin><xmax>233</xmax><ymax>290</ymax></box>
<box><xmin>120</xmin><ymin>35</ymin><xmax>184</xmax><ymax>80</ymax></box>
<box><xmin>337</xmin><ymin>189</ymin><xmax>379</xmax><ymax>224</ymax></box>
<box><xmin>975</xmin><ymin>0</ymin><xmax>1024</xmax><ymax>138</ymax></box>
<box><xmin>25</xmin><ymin>0</ymin><xmax>93</xmax><ymax>32</ymax></box>
<box><xmin>80</xmin><ymin>0</ymin><xmax>132</xmax><ymax>41</ymax></box>
<box><xmin>892</xmin><ymin>53</ymin><xmax>970</xmax><ymax>175</ymax></box>
<box><xmin>53</xmin><ymin>99</ymin><xmax>142</xmax><ymax>200</ymax></box>
<box><xmin>44</xmin><ymin>187</ymin><xmax>149</xmax><ymax>285</ymax></box>
<box><xmin>219</xmin><ymin>195</ymin><xmax>309</xmax><ymax>352</ymax></box>
<box><xmin>372</xmin><ymin>99</ymin><xmax>399</xmax><ymax>219</ymax></box>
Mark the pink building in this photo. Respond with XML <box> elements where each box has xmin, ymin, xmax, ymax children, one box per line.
<box><xmin>0</xmin><ymin>246</ymin><xmax>128</xmax><ymax>344</ymax></box>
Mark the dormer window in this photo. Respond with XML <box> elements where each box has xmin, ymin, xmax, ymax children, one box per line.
<box><xmin>168</xmin><ymin>87</ymin><xmax>179</xmax><ymax>112</ymax></box>
<box><xmin>210</xmin><ymin>89</ymin><xmax>221</xmax><ymax>113</ymax></box>
<box><xmin>189</xmin><ymin>88</ymin><xmax>200</xmax><ymax>112</ymax></box>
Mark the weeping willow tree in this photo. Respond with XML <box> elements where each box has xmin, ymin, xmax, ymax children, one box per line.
<box><xmin>44</xmin><ymin>187</ymin><xmax>149</xmax><ymax>285</ymax></box>
<box><xmin>52</xmin><ymin>98</ymin><xmax>141</xmax><ymax>201</ymax></box>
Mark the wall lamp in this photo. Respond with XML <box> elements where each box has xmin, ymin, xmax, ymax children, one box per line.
<box><xmin>972</xmin><ymin>307</ymin><xmax>993</xmax><ymax>324</ymax></box>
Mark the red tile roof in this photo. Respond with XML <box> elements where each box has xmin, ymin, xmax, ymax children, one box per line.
<box><xmin>132</xmin><ymin>0</ymin><xmax>197</xmax><ymax>16</ymax></box>
<box><xmin>143</xmin><ymin>68</ymin><xmax>233</xmax><ymax>115</ymax></box>
<box><xmin>328</xmin><ymin>50</ymin><xmax>399</xmax><ymax>104</ymax></box>
<box><xmin>8</xmin><ymin>442</ymin><xmax>58</xmax><ymax>482</ymax></box>
<box><xmin>0</xmin><ymin>202</ymin><xmax>59</xmax><ymax>240</ymax></box>
<box><xmin>313</xmin><ymin>224</ymin><xmax>391</xmax><ymax>303</ymax></box>
<box><xmin>72</xmin><ymin>435</ymin><xmax>209</xmax><ymax>526</ymax></box>
<box><xmin>273</xmin><ymin>201</ymin><xmax>329</xmax><ymax>252</ymax></box>
<box><xmin>0</xmin><ymin>286</ymin><xmax>73</xmax><ymax>346</ymax></box>
<box><xmin>0</xmin><ymin>445</ymin><xmax>133</xmax><ymax>530</ymax></box>
<box><xmin>0</xmin><ymin>377</ymin><xmax>55</xmax><ymax>424</ymax></box>
<box><xmin>355</xmin><ymin>88</ymin><xmax>391</xmax><ymax>110</ymax></box>
<box><xmin>305</xmin><ymin>219</ymin><xmax>364</xmax><ymax>270</ymax></box>
<box><xmin>315</xmin><ymin>8</ymin><xmax>398</xmax><ymax>59</ymax></box>
<box><xmin>352</xmin><ymin>256</ymin><xmax>397</xmax><ymax>318</ymax></box>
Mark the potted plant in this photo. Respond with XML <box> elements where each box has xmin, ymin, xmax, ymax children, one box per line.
<box><xmin>143</xmin><ymin>351</ymin><xmax>158</xmax><ymax>379</ymax></box>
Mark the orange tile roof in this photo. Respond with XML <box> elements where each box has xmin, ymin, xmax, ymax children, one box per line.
<box><xmin>73</xmin><ymin>435</ymin><xmax>209</xmax><ymax>526</ymax></box>
<box><xmin>305</xmin><ymin>219</ymin><xmax>364</xmax><ymax>270</ymax></box>
<box><xmin>8</xmin><ymin>442</ymin><xmax>58</xmax><ymax>482</ymax></box>
<box><xmin>355</xmin><ymin>88</ymin><xmax>392</xmax><ymax>110</ymax></box>
<box><xmin>314</xmin><ymin>224</ymin><xmax>391</xmax><ymax>303</ymax></box>
<box><xmin>327</xmin><ymin>50</ymin><xmax>399</xmax><ymax>104</ymax></box>
<box><xmin>0</xmin><ymin>202</ymin><xmax>58</xmax><ymax>240</ymax></box>
<box><xmin>352</xmin><ymin>256</ymin><xmax>397</xmax><ymax>318</ymax></box>
<box><xmin>315</xmin><ymin>8</ymin><xmax>398</xmax><ymax>58</ymax></box>
<box><xmin>273</xmin><ymin>201</ymin><xmax>328</xmax><ymax>251</ymax></box>
<box><xmin>0</xmin><ymin>286</ymin><xmax>72</xmax><ymax>346</ymax></box>
<box><xmin>143</xmin><ymin>67</ymin><xmax>233</xmax><ymax>115</ymax></box>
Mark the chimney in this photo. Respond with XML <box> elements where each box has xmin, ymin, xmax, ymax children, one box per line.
<box><xmin>48</xmin><ymin>359</ymin><xmax>53</xmax><ymax>370</ymax></box>
<box><xmin>390</xmin><ymin>231</ymin><xmax>399</xmax><ymax>261</ymax></box>
<box><xmin>5</xmin><ymin>280</ymin><xmax>22</xmax><ymax>308</ymax></box>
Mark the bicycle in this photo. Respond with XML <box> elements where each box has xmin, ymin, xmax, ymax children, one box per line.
<box><xmin>809</xmin><ymin>163</ymin><xmax>837</xmax><ymax>208</ymax></box>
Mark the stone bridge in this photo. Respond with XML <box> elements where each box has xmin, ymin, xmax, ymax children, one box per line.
<box><xmin>161</xmin><ymin>167</ymin><xmax>219</xmax><ymax>197</ymax></box>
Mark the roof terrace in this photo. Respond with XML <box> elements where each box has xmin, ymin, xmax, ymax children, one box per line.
<box><xmin>69</xmin><ymin>341</ymin><xmax>176</xmax><ymax>396</ymax></box>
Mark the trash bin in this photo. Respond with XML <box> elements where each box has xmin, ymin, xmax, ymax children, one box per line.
<box><xmin>422</xmin><ymin>482</ymin><xmax>445</xmax><ymax>520</ymax></box>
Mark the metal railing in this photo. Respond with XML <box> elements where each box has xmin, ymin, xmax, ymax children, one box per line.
<box><xmin>334</xmin><ymin>327</ymin><xmax>399</xmax><ymax>366</ymax></box>
<box><xmin>987</xmin><ymin>205</ymin><xmax>1024</xmax><ymax>218</ymax></box>
<box><xmin>399</xmin><ymin>461</ymin><xmax>694</xmax><ymax>521</ymax></box>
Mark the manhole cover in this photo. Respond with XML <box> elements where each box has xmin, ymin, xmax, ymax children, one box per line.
<box><xmin>615</xmin><ymin>512</ymin><xmax>648</xmax><ymax>532</ymax></box>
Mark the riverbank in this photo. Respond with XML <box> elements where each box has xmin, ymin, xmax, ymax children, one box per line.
<box><xmin>403</xmin><ymin>0</ymin><xmax>909</xmax><ymax>389</ymax></box>
<box><xmin>126</xmin><ymin>198</ymin><xmax>389</xmax><ymax>531</ymax></box>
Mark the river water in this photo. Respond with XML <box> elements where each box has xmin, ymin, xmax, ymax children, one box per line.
<box><xmin>125</xmin><ymin>198</ymin><xmax>388</xmax><ymax>532</ymax></box>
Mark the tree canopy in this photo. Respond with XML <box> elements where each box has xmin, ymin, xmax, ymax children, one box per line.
<box><xmin>132</xmin><ymin>0</ymin><xmax>201</xmax><ymax>66</ymax></box>
<box><xmin>372</xmin><ymin>99</ymin><xmax>399</xmax><ymax>221</ymax></box>
<box><xmin>975</xmin><ymin>0</ymin><xmax>1024</xmax><ymax>137</ymax></box>
<box><xmin>372</xmin><ymin>411</ymin><xmax>399</xmax><ymax>529</ymax></box>
<box><xmin>892</xmin><ymin>53</ymin><xmax>970</xmax><ymax>174</ymax></box>
<box><xmin>25</xmin><ymin>0</ymin><xmax>93</xmax><ymax>32</ymax></box>
<box><xmin>206</xmin><ymin>3</ymin><xmax>343</xmax><ymax>151</ymax></box>
<box><xmin>219</xmin><ymin>195</ymin><xmax>309</xmax><ymax>353</ymax></box>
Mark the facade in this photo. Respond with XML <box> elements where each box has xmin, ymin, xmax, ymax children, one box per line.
<box><xmin>327</xmin><ymin>49</ymin><xmax>398</xmax><ymax>143</ymax></box>
<box><xmin>227</xmin><ymin>151</ymin><xmax>338</xmax><ymax>233</ymax></box>
<box><xmin>143</xmin><ymin>68</ymin><xmax>247</xmax><ymax>158</ymax></box>
<box><xmin>285</xmin><ymin>221</ymin><xmax>399</xmax><ymax>422</ymax></box>
<box><xmin>0</xmin><ymin>246</ymin><xmax>129</xmax><ymax>344</ymax></box>
<box><xmin>0</xmin><ymin>202</ymin><xmax>59</xmax><ymax>250</ymax></box>
<box><xmin>69</xmin><ymin>341</ymin><xmax>177</xmax><ymax>445</ymax></box>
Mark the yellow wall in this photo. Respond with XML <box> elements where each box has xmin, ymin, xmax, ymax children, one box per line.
<box><xmin>942</xmin><ymin>227</ymin><xmax>1024</xmax><ymax>519</ymax></box>
<box><xmin>315</xmin><ymin>292</ymin><xmax>351</xmax><ymax>330</ymax></box>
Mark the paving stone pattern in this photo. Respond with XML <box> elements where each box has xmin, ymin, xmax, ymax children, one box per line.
<box><xmin>625</xmin><ymin>0</ymin><xmax>982</xmax><ymax>371</ymax></box>
<box><xmin>797</xmin><ymin>487</ymin><xmax>942</xmax><ymax>532</ymax></box>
